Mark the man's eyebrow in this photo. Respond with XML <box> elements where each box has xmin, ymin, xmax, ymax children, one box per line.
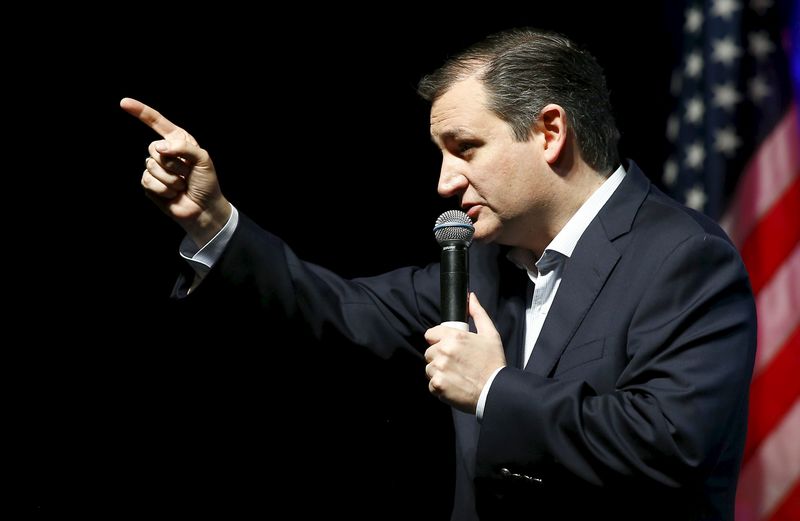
<box><xmin>431</xmin><ymin>128</ymin><xmax>477</xmax><ymax>143</ymax></box>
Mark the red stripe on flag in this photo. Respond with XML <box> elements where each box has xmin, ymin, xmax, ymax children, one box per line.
<box><xmin>739</xmin><ymin>173</ymin><xmax>800</xmax><ymax>295</ymax></box>
<box><xmin>743</xmin><ymin>325</ymin><xmax>800</xmax><ymax>465</ymax></box>
<box><xmin>766</xmin><ymin>477</ymin><xmax>800</xmax><ymax>521</ymax></box>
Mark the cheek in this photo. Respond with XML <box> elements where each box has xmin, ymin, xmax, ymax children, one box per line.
<box><xmin>490</xmin><ymin>159</ymin><xmax>528</xmax><ymax>198</ymax></box>
<box><xmin>472</xmin><ymin>144</ymin><xmax>534</xmax><ymax>202</ymax></box>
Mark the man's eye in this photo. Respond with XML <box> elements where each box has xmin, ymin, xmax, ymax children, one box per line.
<box><xmin>458</xmin><ymin>142</ymin><xmax>476</xmax><ymax>153</ymax></box>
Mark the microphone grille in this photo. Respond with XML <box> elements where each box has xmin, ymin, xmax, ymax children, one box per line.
<box><xmin>433</xmin><ymin>210</ymin><xmax>475</xmax><ymax>245</ymax></box>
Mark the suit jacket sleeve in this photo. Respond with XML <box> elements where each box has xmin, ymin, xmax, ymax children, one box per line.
<box><xmin>190</xmin><ymin>213</ymin><xmax>441</xmax><ymax>360</ymax></box>
<box><xmin>478</xmin><ymin>231</ymin><xmax>757</xmax><ymax>489</ymax></box>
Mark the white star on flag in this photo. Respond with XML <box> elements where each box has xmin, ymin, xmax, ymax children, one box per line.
<box><xmin>748</xmin><ymin>31</ymin><xmax>775</xmax><ymax>60</ymax></box>
<box><xmin>714</xmin><ymin>126</ymin><xmax>742</xmax><ymax>156</ymax></box>
<box><xmin>711</xmin><ymin>0</ymin><xmax>742</xmax><ymax>19</ymax></box>
<box><xmin>748</xmin><ymin>76</ymin><xmax>771</xmax><ymax>103</ymax></box>
<box><xmin>686</xmin><ymin>97</ymin><xmax>705</xmax><ymax>123</ymax></box>
<box><xmin>663</xmin><ymin>160</ymin><xmax>679</xmax><ymax>186</ymax></box>
<box><xmin>712</xmin><ymin>37</ymin><xmax>743</xmax><ymax>65</ymax></box>
<box><xmin>684</xmin><ymin>184</ymin><xmax>708</xmax><ymax>211</ymax></box>
<box><xmin>685</xmin><ymin>141</ymin><xmax>706</xmax><ymax>169</ymax></box>
<box><xmin>685</xmin><ymin>51</ymin><xmax>704</xmax><ymax>77</ymax></box>
<box><xmin>685</xmin><ymin>7</ymin><xmax>704</xmax><ymax>33</ymax></box>
<box><xmin>712</xmin><ymin>83</ymin><xmax>742</xmax><ymax>110</ymax></box>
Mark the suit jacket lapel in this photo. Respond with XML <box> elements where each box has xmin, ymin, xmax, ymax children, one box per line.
<box><xmin>524</xmin><ymin>161</ymin><xmax>651</xmax><ymax>376</ymax></box>
<box><xmin>524</xmin><ymin>226</ymin><xmax>619</xmax><ymax>375</ymax></box>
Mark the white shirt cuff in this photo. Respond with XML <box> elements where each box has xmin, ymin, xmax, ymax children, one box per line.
<box><xmin>476</xmin><ymin>366</ymin><xmax>504</xmax><ymax>422</ymax></box>
<box><xmin>179</xmin><ymin>204</ymin><xmax>239</xmax><ymax>281</ymax></box>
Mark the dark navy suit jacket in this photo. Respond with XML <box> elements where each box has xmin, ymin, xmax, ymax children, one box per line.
<box><xmin>189</xmin><ymin>161</ymin><xmax>756</xmax><ymax>520</ymax></box>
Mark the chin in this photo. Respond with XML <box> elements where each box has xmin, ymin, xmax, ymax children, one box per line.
<box><xmin>473</xmin><ymin>224</ymin><xmax>500</xmax><ymax>244</ymax></box>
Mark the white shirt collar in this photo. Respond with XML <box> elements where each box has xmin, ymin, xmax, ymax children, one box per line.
<box><xmin>508</xmin><ymin>164</ymin><xmax>627</xmax><ymax>272</ymax></box>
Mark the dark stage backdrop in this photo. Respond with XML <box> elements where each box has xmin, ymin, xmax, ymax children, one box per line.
<box><xmin>18</xmin><ymin>4</ymin><xmax>678</xmax><ymax>519</ymax></box>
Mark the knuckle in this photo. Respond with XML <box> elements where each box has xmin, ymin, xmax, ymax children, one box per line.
<box><xmin>439</xmin><ymin>341</ymin><xmax>455</xmax><ymax>357</ymax></box>
<box><xmin>453</xmin><ymin>330</ymin><xmax>469</xmax><ymax>341</ymax></box>
<box><xmin>142</xmin><ymin>175</ymin><xmax>166</xmax><ymax>195</ymax></box>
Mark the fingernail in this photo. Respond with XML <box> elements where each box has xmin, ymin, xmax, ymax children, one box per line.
<box><xmin>155</xmin><ymin>141</ymin><xmax>168</xmax><ymax>152</ymax></box>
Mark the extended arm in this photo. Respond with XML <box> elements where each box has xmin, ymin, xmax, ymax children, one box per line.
<box><xmin>122</xmin><ymin>97</ymin><xmax>440</xmax><ymax>358</ymax></box>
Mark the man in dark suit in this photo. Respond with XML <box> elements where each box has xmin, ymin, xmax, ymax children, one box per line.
<box><xmin>123</xmin><ymin>28</ymin><xmax>756</xmax><ymax>521</ymax></box>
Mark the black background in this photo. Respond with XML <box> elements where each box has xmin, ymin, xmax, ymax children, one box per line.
<box><xmin>16</xmin><ymin>4</ymin><xmax>681</xmax><ymax>519</ymax></box>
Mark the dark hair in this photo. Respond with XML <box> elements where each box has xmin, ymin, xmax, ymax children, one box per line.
<box><xmin>418</xmin><ymin>28</ymin><xmax>620</xmax><ymax>173</ymax></box>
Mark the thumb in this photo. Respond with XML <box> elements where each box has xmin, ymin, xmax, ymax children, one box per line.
<box><xmin>469</xmin><ymin>292</ymin><xmax>500</xmax><ymax>339</ymax></box>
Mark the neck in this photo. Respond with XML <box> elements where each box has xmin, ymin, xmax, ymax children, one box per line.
<box><xmin>523</xmin><ymin>164</ymin><xmax>608</xmax><ymax>256</ymax></box>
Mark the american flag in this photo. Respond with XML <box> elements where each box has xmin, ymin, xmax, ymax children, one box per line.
<box><xmin>663</xmin><ymin>1</ymin><xmax>799</xmax><ymax>519</ymax></box>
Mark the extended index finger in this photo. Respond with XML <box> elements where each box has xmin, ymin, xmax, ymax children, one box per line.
<box><xmin>120</xmin><ymin>97</ymin><xmax>186</xmax><ymax>140</ymax></box>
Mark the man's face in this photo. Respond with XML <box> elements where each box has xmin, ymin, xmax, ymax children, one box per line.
<box><xmin>430</xmin><ymin>77</ymin><xmax>546</xmax><ymax>247</ymax></box>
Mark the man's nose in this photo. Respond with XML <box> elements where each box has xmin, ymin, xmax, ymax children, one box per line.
<box><xmin>437</xmin><ymin>159</ymin><xmax>468</xmax><ymax>198</ymax></box>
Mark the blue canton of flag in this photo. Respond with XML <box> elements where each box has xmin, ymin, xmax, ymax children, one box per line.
<box><xmin>663</xmin><ymin>0</ymin><xmax>792</xmax><ymax>220</ymax></box>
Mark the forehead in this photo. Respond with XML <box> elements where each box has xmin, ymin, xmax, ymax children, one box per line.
<box><xmin>430</xmin><ymin>76</ymin><xmax>496</xmax><ymax>139</ymax></box>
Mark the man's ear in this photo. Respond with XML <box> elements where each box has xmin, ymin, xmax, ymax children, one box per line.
<box><xmin>538</xmin><ymin>104</ymin><xmax>568</xmax><ymax>165</ymax></box>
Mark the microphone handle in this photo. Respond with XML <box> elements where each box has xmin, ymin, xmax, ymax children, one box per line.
<box><xmin>440</xmin><ymin>241</ymin><xmax>469</xmax><ymax>326</ymax></box>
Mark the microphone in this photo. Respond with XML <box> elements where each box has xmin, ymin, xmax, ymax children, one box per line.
<box><xmin>433</xmin><ymin>210</ymin><xmax>475</xmax><ymax>331</ymax></box>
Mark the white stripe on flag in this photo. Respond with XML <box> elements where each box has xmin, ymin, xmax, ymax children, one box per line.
<box><xmin>753</xmin><ymin>243</ymin><xmax>800</xmax><ymax>376</ymax></box>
